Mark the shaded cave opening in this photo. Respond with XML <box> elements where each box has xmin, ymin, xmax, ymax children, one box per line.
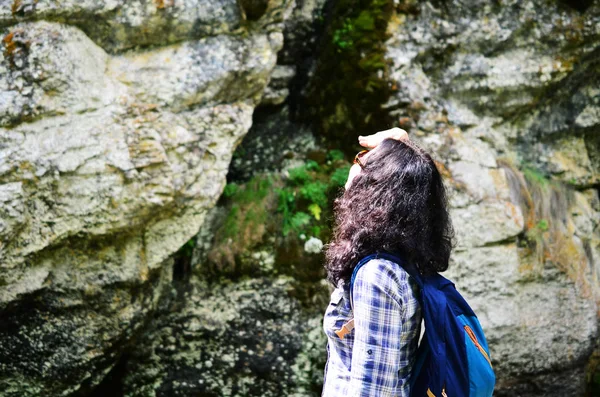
<box><xmin>78</xmin><ymin>353</ymin><xmax>129</xmax><ymax>397</ymax></box>
<box><xmin>172</xmin><ymin>238</ymin><xmax>194</xmax><ymax>283</ymax></box>
<box><xmin>559</xmin><ymin>0</ymin><xmax>595</xmax><ymax>13</ymax></box>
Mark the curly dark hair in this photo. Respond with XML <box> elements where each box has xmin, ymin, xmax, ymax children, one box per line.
<box><xmin>324</xmin><ymin>138</ymin><xmax>455</xmax><ymax>285</ymax></box>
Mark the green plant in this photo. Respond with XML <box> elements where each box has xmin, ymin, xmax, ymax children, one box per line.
<box><xmin>275</xmin><ymin>154</ymin><xmax>349</xmax><ymax>237</ymax></box>
<box><xmin>524</xmin><ymin>218</ymin><xmax>549</xmax><ymax>247</ymax></box>
<box><xmin>208</xmin><ymin>174</ymin><xmax>276</xmax><ymax>275</ymax></box>
<box><xmin>330</xmin><ymin>164</ymin><xmax>351</xmax><ymax>187</ymax></box>
<box><xmin>286</xmin><ymin>212</ymin><xmax>311</xmax><ymax>235</ymax></box>
<box><xmin>308</xmin><ymin>203</ymin><xmax>322</xmax><ymax>221</ymax></box>
<box><xmin>288</xmin><ymin>166</ymin><xmax>310</xmax><ymax>185</ymax></box>
<box><xmin>221</xmin><ymin>205</ymin><xmax>241</xmax><ymax>239</ymax></box>
<box><xmin>302</xmin><ymin>0</ymin><xmax>394</xmax><ymax>154</ymax></box>
<box><xmin>306</xmin><ymin>160</ymin><xmax>320</xmax><ymax>171</ymax></box>
<box><xmin>277</xmin><ymin>188</ymin><xmax>296</xmax><ymax>223</ymax></box>
<box><xmin>522</xmin><ymin>166</ymin><xmax>549</xmax><ymax>188</ymax></box>
<box><xmin>223</xmin><ymin>182</ymin><xmax>239</xmax><ymax>198</ymax></box>
<box><xmin>327</xmin><ymin>149</ymin><xmax>346</xmax><ymax>162</ymax></box>
<box><xmin>300</xmin><ymin>181</ymin><xmax>329</xmax><ymax>208</ymax></box>
<box><xmin>536</xmin><ymin>219</ymin><xmax>549</xmax><ymax>231</ymax></box>
<box><xmin>279</xmin><ymin>186</ymin><xmax>313</xmax><ymax>236</ymax></box>
<box><xmin>287</xmin><ymin>161</ymin><xmax>320</xmax><ymax>185</ymax></box>
<box><xmin>332</xmin><ymin>19</ymin><xmax>355</xmax><ymax>50</ymax></box>
<box><xmin>225</xmin><ymin>175</ymin><xmax>272</xmax><ymax>204</ymax></box>
<box><xmin>311</xmin><ymin>225</ymin><xmax>322</xmax><ymax>237</ymax></box>
<box><xmin>354</xmin><ymin>10</ymin><xmax>375</xmax><ymax>30</ymax></box>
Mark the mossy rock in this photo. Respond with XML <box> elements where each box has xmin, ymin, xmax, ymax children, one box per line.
<box><xmin>302</xmin><ymin>0</ymin><xmax>395</xmax><ymax>155</ymax></box>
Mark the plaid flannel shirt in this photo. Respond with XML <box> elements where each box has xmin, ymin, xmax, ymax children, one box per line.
<box><xmin>322</xmin><ymin>258</ymin><xmax>422</xmax><ymax>397</ymax></box>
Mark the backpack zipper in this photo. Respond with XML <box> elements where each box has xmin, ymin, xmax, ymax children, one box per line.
<box><xmin>464</xmin><ymin>325</ymin><xmax>493</xmax><ymax>368</ymax></box>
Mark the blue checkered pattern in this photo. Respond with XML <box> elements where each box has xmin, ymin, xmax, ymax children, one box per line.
<box><xmin>322</xmin><ymin>258</ymin><xmax>422</xmax><ymax>397</ymax></box>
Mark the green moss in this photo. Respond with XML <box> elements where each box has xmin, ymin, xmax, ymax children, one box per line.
<box><xmin>332</xmin><ymin>19</ymin><xmax>355</xmax><ymax>50</ymax></box>
<box><xmin>285</xmin><ymin>212</ymin><xmax>311</xmax><ymax>236</ymax></box>
<box><xmin>303</xmin><ymin>0</ymin><xmax>394</xmax><ymax>155</ymax></box>
<box><xmin>221</xmin><ymin>205</ymin><xmax>241</xmax><ymax>239</ymax></box>
<box><xmin>235</xmin><ymin>175</ymin><xmax>272</xmax><ymax>202</ymax></box>
<box><xmin>522</xmin><ymin>166</ymin><xmax>550</xmax><ymax>188</ymax></box>
<box><xmin>536</xmin><ymin>219</ymin><xmax>549</xmax><ymax>232</ymax></box>
<box><xmin>207</xmin><ymin>175</ymin><xmax>277</xmax><ymax>277</ymax></box>
<box><xmin>288</xmin><ymin>167</ymin><xmax>310</xmax><ymax>185</ymax></box>
<box><xmin>218</xmin><ymin>177</ymin><xmax>273</xmax><ymax>241</ymax></box>
<box><xmin>506</xmin><ymin>162</ymin><xmax>589</xmax><ymax>293</ymax></box>
<box><xmin>223</xmin><ymin>183</ymin><xmax>239</xmax><ymax>198</ymax></box>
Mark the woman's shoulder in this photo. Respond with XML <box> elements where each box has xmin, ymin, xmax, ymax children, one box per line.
<box><xmin>353</xmin><ymin>257</ymin><xmax>420</xmax><ymax>305</ymax></box>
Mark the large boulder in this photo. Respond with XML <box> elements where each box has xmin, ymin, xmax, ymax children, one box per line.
<box><xmin>0</xmin><ymin>0</ymin><xmax>288</xmax><ymax>394</ymax></box>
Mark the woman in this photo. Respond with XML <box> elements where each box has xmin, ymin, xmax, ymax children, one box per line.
<box><xmin>322</xmin><ymin>128</ymin><xmax>455</xmax><ymax>397</ymax></box>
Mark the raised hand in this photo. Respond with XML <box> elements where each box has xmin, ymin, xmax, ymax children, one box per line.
<box><xmin>358</xmin><ymin>127</ymin><xmax>409</xmax><ymax>149</ymax></box>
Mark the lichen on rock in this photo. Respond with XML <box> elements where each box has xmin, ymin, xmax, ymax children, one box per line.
<box><xmin>1</xmin><ymin>0</ymin><xmax>599</xmax><ymax>395</ymax></box>
<box><xmin>121</xmin><ymin>277</ymin><xmax>318</xmax><ymax>397</ymax></box>
<box><xmin>0</xmin><ymin>0</ymin><xmax>291</xmax><ymax>394</ymax></box>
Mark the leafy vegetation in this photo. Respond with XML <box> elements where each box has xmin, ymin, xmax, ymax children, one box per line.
<box><xmin>303</xmin><ymin>0</ymin><xmax>395</xmax><ymax>155</ymax></box>
<box><xmin>206</xmin><ymin>175</ymin><xmax>276</xmax><ymax>277</ymax></box>
<box><xmin>277</xmin><ymin>152</ymin><xmax>349</xmax><ymax>238</ymax></box>
<box><xmin>206</xmin><ymin>150</ymin><xmax>351</xmax><ymax>281</ymax></box>
<box><xmin>522</xmin><ymin>166</ymin><xmax>550</xmax><ymax>188</ymax></box>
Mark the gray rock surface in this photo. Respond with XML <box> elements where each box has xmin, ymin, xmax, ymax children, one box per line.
<box><xmin>122</xmin><ymin>277</ymin><xmax>326</xmax><ymax>397</ymax></box>
<box><xmin>385</xmin><ymin>1</ymin><xmax>600</xmax><ymax>395</ymax></box>
<box><xmin>0</xmin><ymin>0</ymin><xmax>292</xmax><ymax>53</ymax></box>
<box><xmin>0</xmin><ymin>0</ymin><xmax>288</xmax><ymax>394</ymax></box>
<box><xmin>1</xmin><ymin>0</ymin><xmax>599</xmax><ymax>395</ymax></box>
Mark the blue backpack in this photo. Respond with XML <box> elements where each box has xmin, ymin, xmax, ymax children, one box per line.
<box><xmin>350</xmin><ymin>251</ymin><xmax>495</xmax><ymax>397</ymax></box>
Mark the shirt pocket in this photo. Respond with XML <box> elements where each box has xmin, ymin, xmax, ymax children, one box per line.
<box><xmin>323</xmin><ymin>286</ymin><xmax>354</xmax><ymax>339</ymax></box>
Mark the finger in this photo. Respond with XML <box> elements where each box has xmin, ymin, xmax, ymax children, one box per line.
<box><xmin>358</xmin><ymin>135</ymin><xmax>377</xmax><ymax>149</ymax></box>
<box><xmin>358</xmin><ymin>128</ymin><xmax>409</xmax><ymax>148</ymax></box>
<box><xmin>379</xmin><ymin>127</ymin><xmax>408</xmax><ymax>141</ymax></box>
<box><xmin>389</xmin><ymin>127</ymin><xmax>409</xmax><ymax>141</ymax></box>
<box><xmin>358</xmin><ymin>135</ymin><xmax>378</xmax><ymax>148</ymax></box>
<box><xmin>345</xmin><ymin>163</ymin><xmax>362</xmax><ymax>190</ymax></box>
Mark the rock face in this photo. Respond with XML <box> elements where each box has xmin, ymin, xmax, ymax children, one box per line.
<box><xmin>383</xmin><ymin>1</ymin><xmax>600</xmax><ymax>395</ymax></box>
<box><xmin>122</xmin><ymin>277</ymin><xmax>326</xmax><ymax>397</ymax></box>
<box><xmin>0</xmin><ymin>0</ymin><xmax>599</xmax><ymax>396</ymax></box>
<box><xmin>0</xmin><ymin>0</ymin><xmax>285</xmax><ymax>52</ymax></box>
<box><xmin>0</xmin><ymin>0</ymin><xmax>289</xmax><ymax>395</ymax></box>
